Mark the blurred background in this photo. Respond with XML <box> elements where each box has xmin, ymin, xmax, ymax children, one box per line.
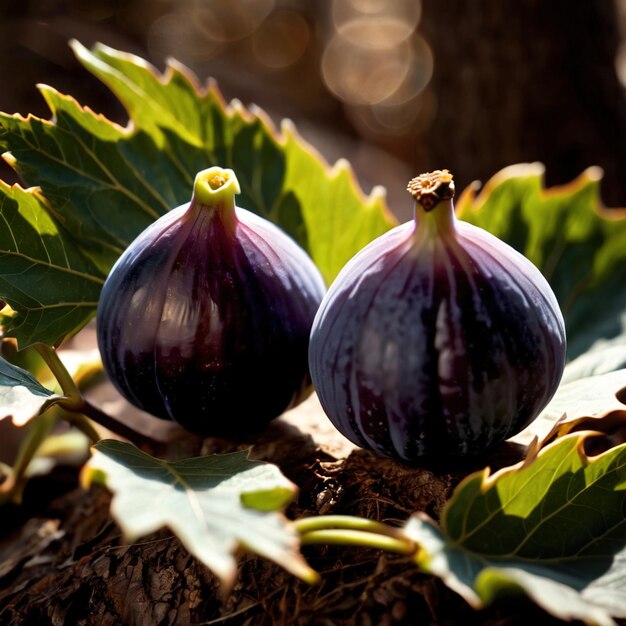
<box><xmin>2</xmin><ymin>0</ymin><xmax>626</xmax><ymax>215</ymax></box>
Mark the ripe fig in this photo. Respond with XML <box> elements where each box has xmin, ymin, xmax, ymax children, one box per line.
<box><xmin>97</xmin><ymin>166</ymin><xmax>325</xmax><ymax>437</ymax></box>
<box><xmin>309</xmin><ymin>170</ymin><xmax>566</xmax><ymax>460</ymax></box>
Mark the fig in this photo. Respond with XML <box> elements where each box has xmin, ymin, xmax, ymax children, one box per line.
<box><xmin>96</xmin><ymin>166</ymin><xmax>325</xmax><ymax>436</ymax></box>
<box><xmin>309</xmin><ymin>170</ymin><xmax>566</xmax><ymax>460</ymax></box>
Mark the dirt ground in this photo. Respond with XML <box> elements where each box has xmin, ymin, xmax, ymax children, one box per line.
<box><xmin>0</xmin><ymin>387</ymin><xmax>605</xmax><ymax>626</ymax></box>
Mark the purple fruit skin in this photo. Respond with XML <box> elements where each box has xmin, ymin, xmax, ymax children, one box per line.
<box><xmin>97</xmin><ymin>200</ymin><xmax>326</xmax><ymax>437</ymax></box>
<box><xmin>308</xmin><ymin>220</ymin><xmax>566</xmax><ymax>460</ymax></box>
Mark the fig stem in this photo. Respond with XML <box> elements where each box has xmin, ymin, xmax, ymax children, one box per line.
<box><xmin>0</xmin><ymin>409</ymin><xmax>59</xmax><ymax>503</ymax></box>
<box><xmin>33</xmin><ymin>343</ymin><xmax>167</xmax><ymax>451</ymax></box>
<box><xmin>299</xmin><ymin>529</ymin><xmax>415</xmax><ymax>555</ymax></box>
<box><xmin>295</xmin><ymin>515</ymin><xmax>416</xmax><ymax>558</ymax></box>
<box><xmin>407</xmin><ymin>170</ymin><xmax>455</xmax><ymax>212</ymax></box>
<box><xmin>76</xmin><ymin>398</ymin><xmax>166</xmax><ymax>451</ymax></box>
<box><xmin>192</xmin><ymin>166</ymin><xmax>241</xmax><ymax>206</ymax></box>
<box><xmin>34</xmin><ymin>343</ymin><xmax>82</xmax><ymax>404</ymax></box>
<box><xmin>62</xmin><ymin>410</ymin><xmax>101</xmax><ymax>444</ymax></box>
<box><xmin>293</xmin><ymin>515</ymin><xmax>404</xmax><ymax>538</ymax></box>
<box><xmin>406</xmin><ymin>170</ymin><xmax>458</xmax><ymax>240</ymax></box>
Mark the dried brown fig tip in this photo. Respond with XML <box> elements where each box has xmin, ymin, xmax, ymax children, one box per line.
<box><xmin>309</xmin><ymin>170</ymin><xmax>566</xmax><ymax>461</ymax></box>
<box><xmin>407</xmin><ymin>170</ymin><xmax>455</xmax><ymax>211</ymax></box>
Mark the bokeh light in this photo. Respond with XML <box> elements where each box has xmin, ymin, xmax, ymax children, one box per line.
<box><xmin>2</xmin><ymin>0</ymin><xmax>434</xmax><ymax>198</ymax></box>
<box><xmin>193</xmin><ymin>0</ymin><xmax>275</xmax><ymax>43</ymax></box>
<box><xmin>252</xmin><ymin>9</ymin><xmax>311</xmax><ymax>70</ymax></box>
<box><xmin>148</xmin><ymin>0</ymin><xmax>275</xmax><ymax>63</ymax></box>
<box><xmin>321</xmin><ymin>0</ymin><xmax>432</xmax><ymax>137</ymax></box>
<box><xmin>148</xmin><ymin>10</ymin><xmax>222</xmax><ymax>62</ymax></box>
<box><xmin>379</xmin><ymin>34</ymin><xmax>433</xmax><ymax>106</ymax></box>
<box><xmin>322</xmin><ymin>33</ymin><xmax>412</xmax><ymax>105</ymax></box>
<box><xmin>335</xmin><ymin>17</ymin><xmax>416</xmax><ymax>49</ymax></box>
<box><xmin>333</xmin><ymin>0</ymin><xmax>421</xmax><ymax>28</ymax></box>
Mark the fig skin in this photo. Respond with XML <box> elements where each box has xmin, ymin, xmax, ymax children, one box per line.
<box><xmin>308</xmin><ymin>170</ymin><xmax>566</xmax><ymax>461</ymax></box>
<box><xmin>96</xmin><ymin>167</ymin><xmax>326</xmax><ymax>437</ymax></box>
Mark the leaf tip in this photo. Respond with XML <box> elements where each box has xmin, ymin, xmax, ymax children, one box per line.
<box><xmin>583</xmin><ymin>165</ymin><xmax>604</xmax><ymax>182</ymax></box>
<box><xmin>332</xmin><ymin>157</ymin><xmax>350</xmax><ymax>175</ymax></box>
<box><xmin>80</xmin><ymin>464</ymin><xmax>107</xmax><ymax>490</ymax></box>
<box><xmin>521</xmin><ymin>435</ymin><xmax>542</xmax><ymax>467</ymax></box>
<box><xmin>280</xmin><ymin>117</ymin><xmax>296</xmax><ymax>135</ymax></box>
<box><xmin>455</xmin><ymin>179</ymin><xmax>482</xmax><ymax>214</ymax></box>
<box><xmin>230</xmin><ymin>98</ymin><xmax>245</xmax><ymax>115</ymax></box>
<box><xmin>165</xmin><ymin>57</ymin><xmax>204</xmax><ymax>93</ymax></box>
<box><xmin>470</xmin><ymin>162</ymin><xmax>546</xmax><ymax>210</ymax></box>
<box><xmin>246</xmin><ymin>102</ymin><xmax>278</xmax><ymax>136</ymax></box>
<box><xmin>240</xmin><ymin>486</ymin><xmax>296</xmax><ymax>511</ymax></box>
<box><xmin>291</xmin><ymin>559</ymin><xmax>321</xmax><ymax>585</ymax></box>
<box><xmin>68</xmin><ymin>38</ymin><xmax>85</xmax><ymax>56</ymax></box>
<box><xmin>2</xmin><ymin>151</ymin><xmax>16</xmax><ymax>168</ymax></box>
<box><xmin>36</xmin><ymin>84</ymin><xmax>63</xmax><ymax>117</ymax></box>
<box><xmin>370</xmin><ymin>184</ymin><xmax>387</xmax><ymax>202</ymax></box>
<box><xmin>477</xmin><ymin>465</ymin><xmax>499</xmax><ymax>491</ymax></box>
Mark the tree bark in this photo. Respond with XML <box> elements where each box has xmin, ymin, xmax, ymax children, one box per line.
<box><xmin>420</xmin><ymin>0</ymin><xmax>626</xmax><ymax>206</ymax></box>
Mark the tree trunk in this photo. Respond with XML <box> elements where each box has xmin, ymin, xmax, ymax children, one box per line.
<box><xmin>420</xmin><ymin>0</ymin><xmax>626</xmax><ymax>206</ymax></box>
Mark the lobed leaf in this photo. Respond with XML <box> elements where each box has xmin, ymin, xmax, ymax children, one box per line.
<box><xmin>561</xmin><ymin>328</ymin><xmax>626</xmax><ymax>383</ymax></box>
<box><xmin>3</xmin><ymin>40</ymin><xmax>625</xmax><ymax>357</ymax></box>
<box><xmin>81</xmin><ymin>440</ymin><xmax>318</xmax><ymax>589</ymax></box>
<box><xmin>406</xmin><ymin>432</ymin><xmax>626</xmax><ymax>625</ymax></box>
<box><xmin>0</xmin><ymin>353</ymin><xmax>59</xmax><ymax>426</ymax></box>
<box><xmin>0</xmin><ymin>182</ymin><xmax>106</xmax><ymax>346</ymax></box>
<box><xmin>71</xmin><ymin>40</ymin><xmax>397</xmax><ymax>283</ymax></box>
<box><xmin>457</xmin><ymin>164</ymin><xmax>626</xmax><ymax>359</ymax></box>
<box><xmin>513</xmin><ymin>368</ymin><xmax>626</xmax><ymax>447</ymax></box>
<box><xmin>0</xmin><ymin>41</ymin><xmax>395</xmax><ymax>347</ymax></box>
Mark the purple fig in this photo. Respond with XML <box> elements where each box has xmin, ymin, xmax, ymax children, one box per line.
<box><xmin>97</xmin><ymin>167</ymin><xmax>325</xmax><ymax>437</ymax></box>
<box><xmin>309</xmin><ymin>170</ymin><xmax>566</xmax><ymax>460</ymax></box>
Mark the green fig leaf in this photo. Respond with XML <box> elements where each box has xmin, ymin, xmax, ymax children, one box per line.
<box><xmin>81</xmin><ymin>440</ymin><xmax>318</xmax><ymax>589</ymax></box>
<box><xmin>0</xmin><ymin>41</ymin><xmax>395</xmax><ymax>347</ymax></box>
<box><xmin>70</xmin><ymin>40</ymin><xmax>396</xmax><ymax>283</ymax></box>
<box><xmin>0</xmin><ymin>182</ymin><xmax>106</xmax><ymax>346</ymax></box>
<box><xmin>561</xmin><ymin>328</ymin><xmax>626</xmax><ymax>383</ymax></box>
<box><xmin>406</xmin><ymin>432</ymin><xmax>626</xmax><ymax>626</ymax></box>
<box><xmin>0</xmin><ymin>353</ymin><xmax>59</xmax><ymax>425</ymax></box>
<box><xmin>456</xmin><ymin>164</ymin><xmax>626</xmax><ymax>359</ymax></box>
<box><xmin>513</xmin><ymin>368</ymin><xmax>626</xmax><ymax>447</ymax></box>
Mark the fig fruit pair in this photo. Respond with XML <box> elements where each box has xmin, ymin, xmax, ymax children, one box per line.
<box><xmin>98</xmin><ymin>167</ymin><xmax>565</xmax><ymax>460</ymax></box>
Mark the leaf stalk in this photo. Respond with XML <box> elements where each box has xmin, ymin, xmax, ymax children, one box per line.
<box><xmin>34</xmin><ymin>343</ymin><xmax>82</xmax><ymax>403</ymax></box>
<box><xmin>294</xmin><ymin>515</ymin><xmax>403</xmax><ymax>538</ymax></box>
<box><xmin>294</xmin><ymin>515</ymin><xmax>415</xmax><ymax>556</ymax></box>
<box><xmin>0</xmin><ymin>409</ymin><xmax>59</xmax><ymax>503</ymax></box>
<box><xmin>34</xmin><ymin>343</ymin><xmax>166</xmax><ymax>451</ymax></box>
<box><xmin>299</xmin><ymin>528</ymin><xmax>415</xmax><ymax>555</ymax></box>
